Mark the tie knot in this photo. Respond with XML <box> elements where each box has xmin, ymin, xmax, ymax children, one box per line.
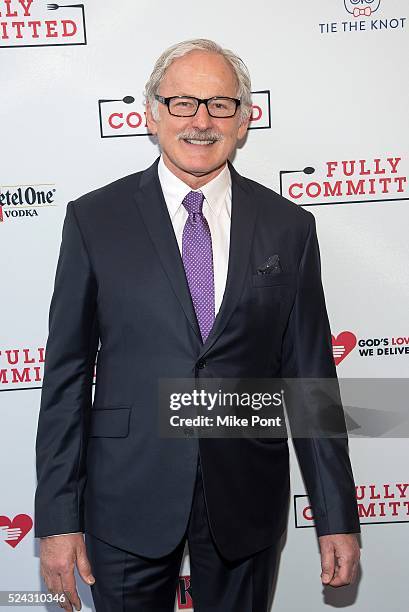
<box><xmin>182</xmin><ymin>190</ymin><xmax>205</xmax><ymax>215</ymax></box>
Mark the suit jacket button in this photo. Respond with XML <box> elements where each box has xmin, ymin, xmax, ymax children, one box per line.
<box><xmin>197</xmin><ymin>360</ymin><xmax>206</xmax><ymax>369</ymax></box>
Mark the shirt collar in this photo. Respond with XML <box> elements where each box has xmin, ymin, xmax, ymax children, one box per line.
<box><xmin>158</xmin><ymin>155</ymin><xmax>231</xmax><ymax>219</ymax></box>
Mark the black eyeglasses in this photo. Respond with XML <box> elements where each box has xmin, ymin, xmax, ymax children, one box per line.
<box><xmin>154</xmin><ymin>95</ymin><xmax>241</xmax><ymax>118</ymax></box>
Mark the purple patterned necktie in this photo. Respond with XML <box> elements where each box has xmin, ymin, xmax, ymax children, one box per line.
<box><xmin>182</xmin><ymin>190</ymin><xmax>215</xmax><ymax>343</ymax></box>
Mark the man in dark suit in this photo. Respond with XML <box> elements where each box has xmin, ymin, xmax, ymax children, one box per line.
<box><xmin>35</xmin><ymin>39</ymin><xmax>360</xmax><ymax>611</ymax></box>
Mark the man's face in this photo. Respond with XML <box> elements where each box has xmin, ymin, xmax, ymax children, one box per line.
<box><xmin>146</xmin><ymin>50</ymin><xmax>249</xmax><ymax>187</ymax></box>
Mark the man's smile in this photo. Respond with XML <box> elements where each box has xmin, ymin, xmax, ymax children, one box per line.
<box><xmin>182</xmin><ymin>138</ymin><xmax>217</xmax><ymax>146</ymax></box>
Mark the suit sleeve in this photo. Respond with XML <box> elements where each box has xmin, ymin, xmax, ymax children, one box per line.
<box><xmin>281</xmin><ymin>214</ymin><xmax>360</xmax><ymax>536</ymax></box>
<box><xmin>34</xmin><ymin>202</ymin><xmax>99</xmax><ymax>537</ymax></box>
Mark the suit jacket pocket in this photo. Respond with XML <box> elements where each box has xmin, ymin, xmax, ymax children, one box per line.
<box><xmin>252</xmin><ymin>272</ymin><xmax>295</xmax><ymax>287</ymax></box>
<box><xmin>89</xmin><ymin>406</ymin><xmax>131</xmax><ymax>438</ymax></box>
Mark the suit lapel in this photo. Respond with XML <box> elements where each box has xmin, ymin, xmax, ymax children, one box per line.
<box><xmin>198</xmin><ymin>161</ymin><xmax>259</xmax><ymax>358</ymax></box>
<box><xmin>133</xmin><ymin>158</ymin><xmax>259</xmax><ymax>355</ymax></box>
<box><xmin>133</xmin><ymin>158</ymin><xmax>202</xmax><ymax>342</ymax></box>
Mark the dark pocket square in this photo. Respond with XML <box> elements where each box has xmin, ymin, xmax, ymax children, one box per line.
<box><xmin>256</xmin><ymin>254</ymin><xmax>282</xmax><ymax>275</ymax></box>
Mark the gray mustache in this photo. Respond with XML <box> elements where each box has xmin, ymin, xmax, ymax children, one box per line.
<box><xmin>177</xmin><ymin>131</ymin><xmax>224</xmax><ymax>142</ymax></box>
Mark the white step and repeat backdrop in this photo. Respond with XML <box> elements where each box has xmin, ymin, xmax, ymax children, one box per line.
<box><xmin>1</xmin><ymin>0</ymin><xmax>408</xmax><ymax>610</ymax></box>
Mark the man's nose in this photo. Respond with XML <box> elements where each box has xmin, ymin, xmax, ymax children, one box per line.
<box><xmin>191</xmin><ymin>102</ymin><xmax>213</xmax><ymax>130</ymax></box>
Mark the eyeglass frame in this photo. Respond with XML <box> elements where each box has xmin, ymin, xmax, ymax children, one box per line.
<box><xmin>154</xmin><ymin>94</ymin><xmax>241</xmax><ymax>118</ymax></box>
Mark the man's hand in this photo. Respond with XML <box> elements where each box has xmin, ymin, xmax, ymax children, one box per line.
<box><xmin>319</xmin><ymin>533</ymin><xmax>360</xmax><ymax>588</ymax></box>
<box><xmin>40</xmin><ymin>533</ymin><xmax>95</xmax><ymax>611</ymax></box>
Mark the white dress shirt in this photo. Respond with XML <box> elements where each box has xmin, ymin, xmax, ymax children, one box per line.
<box><xmin>158</xmin><ymin>155</ymin><xmax>231</xmax><ymax>316</ymax></box>
<box><xmin>45</xmin><ymin>158</ymin><xmax>232</xmax><ymax>538</ymax></box>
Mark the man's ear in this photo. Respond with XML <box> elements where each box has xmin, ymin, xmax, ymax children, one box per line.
<box><xmin>238</xmin><ymin>115</ymin><xmax>250</xmax><ymax>140</ymax></box>
<box><xmin>146</xmin><ymin>103</ymin><xmax>158</xmax><ymax>135</ymax></box>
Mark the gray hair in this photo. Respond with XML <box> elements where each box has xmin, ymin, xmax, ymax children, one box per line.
<box><xmin>144</xmin><ymin>38</ymin><xmax>252</xmax><ymax>124</ymax></box>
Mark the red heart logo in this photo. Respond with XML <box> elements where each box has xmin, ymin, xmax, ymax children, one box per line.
<box><xmin>0</xmin><ymin>514</ymin><xmax>33</xmax><ymax>548</ymax></box>
<box><xmin>332</xmin><ymin>331</ymin><xmax>357</xmax><ymax>366</ymax></box>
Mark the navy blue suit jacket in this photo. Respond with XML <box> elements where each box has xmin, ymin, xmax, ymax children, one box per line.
<box><xmin>35</xmin><ymin>159</ymin><xmax>360</xmax><ymax>560</ymax></box>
